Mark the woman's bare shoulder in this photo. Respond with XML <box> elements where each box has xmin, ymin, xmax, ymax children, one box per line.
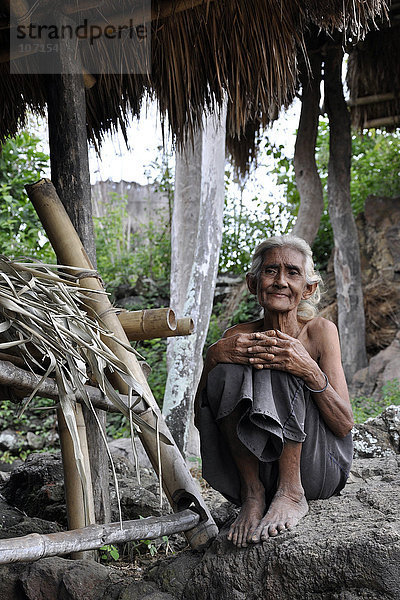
<box><xmin>306</xmin><ymin>316</ymin><xmax>339</xmax><ymax>340</ymax></box>
<box><xmin>222</xmin><ymin>318</ymin><xmax>264</xmax><ymax>338</ymax></box>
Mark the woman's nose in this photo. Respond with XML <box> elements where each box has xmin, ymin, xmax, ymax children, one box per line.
<box><xmin>274</xmin><ymin>271</ymin><xmax>287</xmax><ymax>287</ymax></box>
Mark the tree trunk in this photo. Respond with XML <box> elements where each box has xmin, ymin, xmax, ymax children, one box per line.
<box><xmin>46</xmin><ymin>15</ymin><xmax>110</xmax><ymax>524</ymax></box>
<box><xmin>163</xmin><ymin>102</ymin><xmax>227</xmax><ymax>455</ymax></box>
<box><xmin>324</xmin><ymin>43</ymin><xmax>368</xmax><ymax>381</ymax></box>
<box><xmin>292</xmin><ymin>51</ymin><xmax>324</xmax><ymax>245</ymax></box>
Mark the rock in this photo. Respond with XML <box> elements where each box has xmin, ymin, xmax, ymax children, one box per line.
<box><xmin>0</xmin><ymin>556</ymin><xmax>172</xmax><ymax>600</ymax></box>
<box><xmin>26</xmin><ymin>431</ymin><xmax>45</xmax><ymax>450</ymax></box>
<box><xmin>18</xmin><ymin>557</ymin><xmax>127</xmax><ymax>600</ymax></box>
<box><xmin>1</xmin><ymin>451</ymin><xmax>67</xmax><ymax>526</ymax></box>
<box><xmin>0</xmin><ymin>429</ymin><xmax>24</xmax><ymax>452</ymax></box>
<box><xmin>118</xmin><ymin>580</ymin><xmax>176</xmax><ymax>600</ymax></box>
<box><xmin>109</xmin><ymin>437</ymin><xmax>153</xmax><ymax>471</ymax></box>
<box><xmin>149</xmin><ymin>456</ymin><xmax>400</xmax><ymax>600</ymax></box>
<box><xmin>350</xmin><ymin>332</ymin><xmax>400</xmax><ymax>400</ymax></box>
<box><xmin>353</xmin><ymin>405</ymin><xmax>400</xmax><ymax>458</ymax></box>
<box><xmin>0</xmin><ymin>515</ymin><xmax>62</xmax><ymax>541</ymax></box>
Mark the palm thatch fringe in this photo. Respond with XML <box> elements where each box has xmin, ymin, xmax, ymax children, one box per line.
<box><xmin>0</xmin><ymin>0</ymin><xmax>387</xmax><ymax>170</ymax></box>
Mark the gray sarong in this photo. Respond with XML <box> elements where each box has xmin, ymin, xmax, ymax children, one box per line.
<box><xmin>199</xmin><ymin>364</ymin><xmax>353</xmax><ymax>506</ymax></box>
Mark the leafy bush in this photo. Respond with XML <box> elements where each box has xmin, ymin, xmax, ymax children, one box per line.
<box><xmin>0</xmin><ymin>131</ymin><xmax>54</xmax><ymax>261</ymax></box>
<box><xmin>351</xmin><ymin>378</ymin><xmax>400</xmax><ymax>423</ymax></box>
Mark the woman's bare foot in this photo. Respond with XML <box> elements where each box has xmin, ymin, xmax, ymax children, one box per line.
<box><xmin>227</xmin><ymin>488</ymin><xmax>266</xmax><ymax>548</ymax></box>
<box><xmin>250</xmin><ymin>487</ymin><xmax>308</xmax><ymax>542</ymax></box>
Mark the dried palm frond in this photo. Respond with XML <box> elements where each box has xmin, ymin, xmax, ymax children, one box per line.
<box><xmin>0</xmin><ymin>256</ymin><xmax>167</xmax><ymax>519</ymax></box>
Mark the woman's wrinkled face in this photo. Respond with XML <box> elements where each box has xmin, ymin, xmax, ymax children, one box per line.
<box><xmin>248</xmin><ymin>247</ymin><xmax>313</xmax><ymax>313</ymax></box>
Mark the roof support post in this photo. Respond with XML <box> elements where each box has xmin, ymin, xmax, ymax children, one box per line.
<box><xmin>324</xmin><ymin>42</ymin><xmax>368</xmax><ymax>381</ymax></box>
<box><xmin>45</xmin><ymin>14</ymin><xmax>111</xmax><ymax>528</ymax></box>
<box><xmin>292</xmin><ymin>49</ymin><xmax>324</xmax><ymax>245</ymax></box>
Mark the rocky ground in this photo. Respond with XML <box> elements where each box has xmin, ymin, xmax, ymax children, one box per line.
<box><xmin>0</xmin><ymin>405</ymin><xmax>399</xmax><ymax>600</ymax></box>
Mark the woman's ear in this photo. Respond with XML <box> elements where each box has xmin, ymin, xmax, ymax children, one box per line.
<box><xmin>246</xmin><ymin>273</ymin><xmax>257</xmax><ymax>295</ymax></box>
<box><xmin>302</xmin><ymin>282</ymin><xmax>317</xmax><ymax>299</ymax></box>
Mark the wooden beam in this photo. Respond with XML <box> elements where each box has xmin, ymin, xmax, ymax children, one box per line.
<box><xmin>0</xmin><ymin>509</ymin><xmax>200</xmax><ymax>564</ymax></box>
<box><xmin>363</xmin><ymin>115</ymin><xmax>400</xmax><ymax>128</ymax></box>
<box><xmin>348</xmin><ymin>92</ymin><xmax>397</xmax><ymax>107</ymax></box>
<box><xmin>0</xmin><ymin>359</ymin><xmax>146</xmax><ymax>414</ymax></box>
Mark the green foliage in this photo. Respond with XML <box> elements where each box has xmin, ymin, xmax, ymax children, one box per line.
<box><xmin>204</xmin><ymin>313</ymin><xmax>223</xmax><ymax>350</ymax></box>
<box><xmin>351</xmin><ymin>378</ymin><xmax>400</xmax><ymax>423</ymax></box>
<box><xmin>139</xmin><ymin>339</ymin><xmax>168</xmax><ymax>405</ymax></box>
<box><xmin>220</xmin><ymin>164</ymin><xmax>294</xmax><ymax>274</ymax></box>
<box><xmin>129</xmin><ymin>533</ymin><xmax>171</xmax><ymax>558</ymax></box>
<box><xmin>99</xmin><ymin>544</ymin><xmax>120</xmax><ymax>562</ymax></box>
<box><xmin>273</xmin><ymin>119</ymin><xmax>400</xmax><ymax>270</ymax></box>
<box><xmin>229</xmin><ymin>290</ymin><xmax>260</xmax><ymax>326</ymax></box>
<box><xmin>0</xmin><ymin>131</ymin><xmax>54</xmax><ymax>261</ymax></box>
<box><xmin>94</xmin><ymin>159</ymin><xmax>173</xmax><ymax>302</ymax></box>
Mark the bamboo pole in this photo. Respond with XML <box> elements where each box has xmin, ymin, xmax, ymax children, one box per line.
<box><xmin>363</xmin><ymin>115</ymin><xmax>400</xmax><ymax>128</ymax></box>
<box><xmin>57</xmin><ymin>406</ymin><xmax>95</xmax><ymax>560</ymax></box>
<box><xmin>118</xmin><ymin>308</ymin><xmax>177</xmax><ymax>341</ymax></box>
<box><xmin>25</xmin><ymin>179</ymin><xmax>218</xmax><ymax>549</ymax></box>
<box><xmin>117</xmin><ymin>309</ymin><xmax>194</xmax><ymax>341</ymax></box>
<box><xmin>0</xmin><ymin>509</ymin><xmax>200</xmax><ymax>564</ymax></box>
<box><xmin>175</xmin><ymin>317</ymin><xmax>195</xmax><ymax>336</ymax></box>
<box><xmin>348</xmin><ymin>92</ymin><xmax>396</xmax><ymax>106</ymax></box>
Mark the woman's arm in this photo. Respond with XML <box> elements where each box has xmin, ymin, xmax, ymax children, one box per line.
<box><xmin>245</xmin><ymin>320</ymin><xmax>354</xmax><ymax>437</ymax></box>
<box><xmin>194</xmin><ymin>323</ymin><xmax>266</xmax><ymax>428</ymax></box>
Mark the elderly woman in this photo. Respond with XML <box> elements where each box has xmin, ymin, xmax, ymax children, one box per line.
<box><xmin>195</xmin><ymin>235</ymin><xmax>354</xmax><ymax>548</ymax></box>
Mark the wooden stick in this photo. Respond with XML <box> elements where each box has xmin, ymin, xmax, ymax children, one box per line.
<box><xmin>25</xmin><ymin>179</ymin><xmax>218</xmax><ymax>549</ymax></box>
<box><xmin>0</xmin><ymin>509</ymin><xmax>200</xmax><ymax>564</ymax></box>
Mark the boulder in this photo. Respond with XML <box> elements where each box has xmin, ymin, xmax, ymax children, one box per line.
<box><xmin>350</xmin><ymin>332</ymin><xmax>400</xmax><ymax>400</ymax></box>
<box><xmin>149</xmin><ymin>456</ymin><xmax>400</xmax><ymax>600</ymax></box>
<box><xmin>352</xmin><ymin>405</ymin><xmax>400</xmax><ymax>458</ymax></box>
<box><xmin>1</xmin><ymin>451</ymin><xmax>66</xmax><ymax>526</ymax></box>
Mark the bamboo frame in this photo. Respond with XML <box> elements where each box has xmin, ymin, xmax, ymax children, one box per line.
<box><xmin>57</xmin><ymin>405</ymin><xmax>95</xmax><ymax>560</ymax></box>
<box><xmin>25</xmin><ymin>178</ymin><xmax>218</xmax><ymax>550</ymax></box>
<box><xmin>0</xmin><ymin>509</ymin><xmax>200</xmax><ymax>564</ymax></box>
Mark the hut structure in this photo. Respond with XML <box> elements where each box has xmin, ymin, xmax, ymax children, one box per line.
<box><xmin>347</xmin><ymin>3</ymin><xmax>400</xmax><ymax>131</ymax></box>
<box><xmin>0</xmin><ymin>0</ymin><xmax>391</xmax><ymax>562</ymax></box>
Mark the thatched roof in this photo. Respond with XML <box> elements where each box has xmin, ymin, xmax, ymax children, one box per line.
<box><xmin>347</xmin><ymin>4</ymin><xmax>400</xmax><ymax>131</ymax></box>
<box><xmin>0</xmin><ymin>0</ymin><xmax>387</xmax><ymax>170</ymax></box>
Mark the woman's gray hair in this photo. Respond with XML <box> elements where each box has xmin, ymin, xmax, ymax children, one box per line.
<box><xmin>248</xmin><ymin>234</ymin><xmax>323</xmax><ymax>321</ymax></box>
